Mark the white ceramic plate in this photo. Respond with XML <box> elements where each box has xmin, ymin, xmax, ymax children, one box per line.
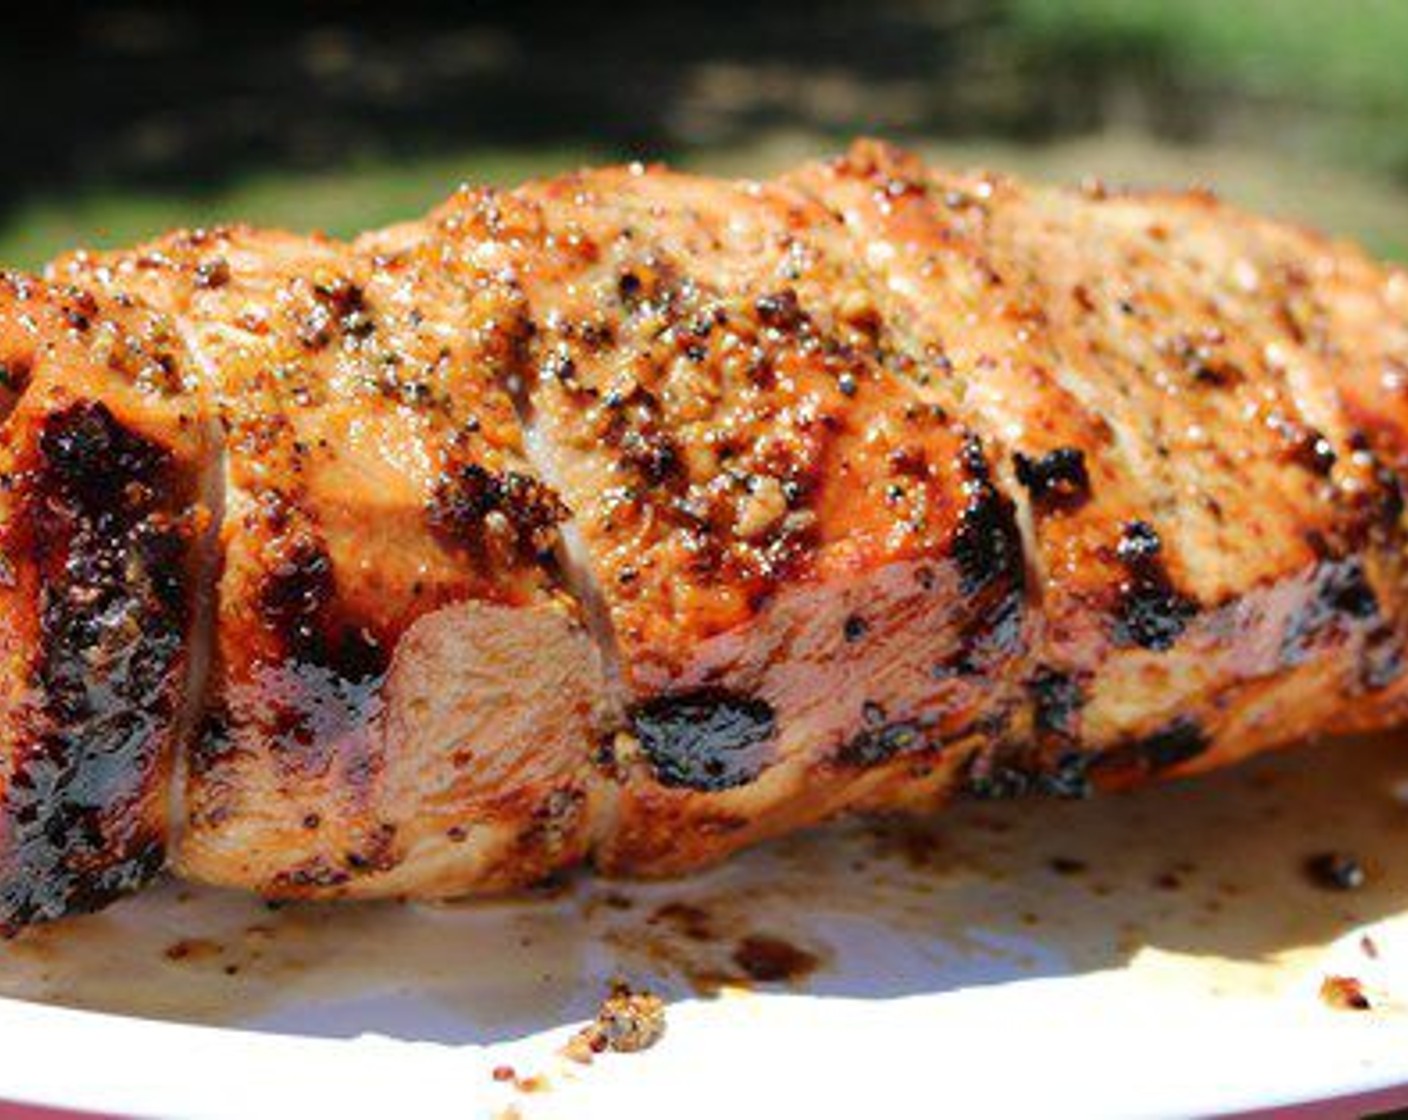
<box><xmin>2</xmin><ymin>733</ymin><xmax>1408</xmax><ymax>1119</ymax></box>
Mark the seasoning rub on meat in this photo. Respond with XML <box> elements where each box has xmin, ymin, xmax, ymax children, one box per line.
<box><xmin>0</xmin><ymin>140</ymin><xmax>1403</xmax><ymax>931</ymax></box>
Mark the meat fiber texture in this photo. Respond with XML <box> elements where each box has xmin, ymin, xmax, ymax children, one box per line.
<box><xmin>0</xmin><ymin>139</ymin><xmax>1401</xmax><ymax>930</ymax></box>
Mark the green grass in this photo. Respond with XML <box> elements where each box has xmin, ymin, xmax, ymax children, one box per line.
<box><xmin>12</xmin><ymin>130</ymin><xmax>1402</xmax><ymax>275</ymax></box>
<box><xmin>6</xmin><ymin>0</ymin><xmax>1408</xmax><ymax>271</ymax></box>
<box><xmin>1010</xmin><ymin>0</ymin><xmax>1408</xmax><ymax>175</ymax></box>
<box><xmin>0</xmin><ymin>146</ymin><xmax>604</xmax><ymax>271</ymax></box>
<box><xmin>1011</xmin><ymin>0</ymin><xmax>1408</xmax><ymax>107</ymax></box>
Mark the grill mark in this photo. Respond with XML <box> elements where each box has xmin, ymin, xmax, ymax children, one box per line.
<box><xmin>1013</xmin><ymin>447</ymin><xmax>1092</xmax><ymax>513</ymax></box>
<box><xmin>961</xmin><ymin>742</ymin><xmax>1094</xmax><ymax>802</ymax></box>
<box><xmin>942</xmin><ymin>435</ymin><xmax>1030</xmax><ymax>677</ymax></box>
<box><xmin>1028</xmin><ymin>665</ymin><xmax>1086</xmax><ymax>746</ymax></box>
<box><xmin>952</xmin><ymin>435</ymin><xmax>1025</xmax><ymax>598</ymax></box>
<box><xmin>1111</xmin><ymin>520</ymin><xmax>1199</xmax><ymax>651</ymax></box>
<box><xmin>629</xmin><ymin>689</ymin><xmax>777</xmax><ymax>791</ymax></box>
<box><xmin>247</xmin><ymin>527</ymin><xmax>391</xmax><ymax>794</ymax></box>
<box><xmin>1</xmin><ymin>401</ymin><xmax>192</xmax><ymax>931</ymax></box>
<box><xmin>837</xmin><ymin>701</ymin><xmax>931</xmax><ymax>768</ymax></box>
<box><xmin>428</xmin><ymin>462</ymin><xmax>569</xmax><ymax>568</ymax></box>
<box><xmin>1280</xmin><ymin>555</ymin><xmax>1381</xmax><ymax>668</ymax></box>
<box><xmin>1092</xmin><ymin>716</ymin><xmax>1212</xmax><ymax>780</ymax></box>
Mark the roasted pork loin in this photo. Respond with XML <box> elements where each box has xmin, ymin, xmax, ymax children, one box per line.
<box><xmin>0</xmin><ymin>139</ymin><xmax>1401</xmax><ymax>930</ymax></box>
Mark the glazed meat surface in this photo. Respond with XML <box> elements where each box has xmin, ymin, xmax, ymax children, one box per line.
<box><xmin>0</xmin><ymin>140</ymin><xmax>1403</xmax><ymax>927</ymax></box>
<box><xmin>0</xmin><ymin>275</ymin><xmax>215</xmax><ymax>930</ymax></box>
<box><xmin>54</xmin><ymin>228</ymin><xmax>606</xmax><ymax>899</ymax></box>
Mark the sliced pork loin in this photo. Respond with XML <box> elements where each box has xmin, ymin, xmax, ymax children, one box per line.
<box><xmin>0</xmin><ymin>274</ymin><xmax>216</xmax><ymax>932</ymax></box>
<box><xmin>2</xmin><ymin>139</ymin><xmax>1402</xmax><ymax>926</ymax></box>
<box><xmin>419</xmin><ymin>142</ymin><xmax>1408</xmax><ymax>876</ymax></box>
<box><xmin>54</xmin><ymin>227</ymin><xmax>607</xmax><ymax>900</ymax></box>
<box><xmin>787</xmin><ymin>142</ymin><xmax>1408</xmax><ymax>790</ymax></box>
<box><xmin>421</xmin><ymin>170</ymin><xmax>1032</xmax><ymax>876</ymax></box>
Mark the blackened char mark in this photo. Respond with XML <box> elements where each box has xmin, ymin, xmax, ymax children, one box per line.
<box><xmin>1029</xmin><ymin>665</ymin><xmax>1086</xmax><ymax>745</ymax></box>
<box><xmin>259</xmin><ymin>536</ymin><xmax>336</xmax><ymax>659</ymax></box>
<box><xmin>940</xmin><ymin>435</ymin><xmax>1028</xmax><ymax>676</ymax></box>
<box><xmin>962</xmin><ymin>743</ymin><xmax>1093</xmax><ymax>801</ymax></box>
<box><xmin>1091</xmin><ymin>716</ymin><xmax>1212</xmax><ymax>782</ymax></box>
<box><xmin>429</xmin><ymin>462</ymin><xmax>568</xmax><ymax>565</ymax></box>
<box><xmin>952</xmin><ymin>436</ymin><xmax>1025</xmax><ymax>598</ymax></box>
<box><xmin>1</xmin><ymin>401</ymin><xmax>191</xmax><ymax>932</ymax></box>
<box><xmin>837</xmin><ymin>701</ymin><xmax>929</xmax><ymax>768</ymax></box>
<box><xmin>1280</xmin><ymin>555</ymin><xmax>1381</xmax><ymax>668</ymax></box>
<box><xmin>251</xmin><ymin>532</ymin><xmax>390</xmax><ymax>782</ymax></box>
<box><xmin>1111</xmin><ymin>520</ymin><xmax>1198</xmax><ymax>652</ymax></box>
<box><xmin>961</xmin><ymin>668</ymin><xmax>1090</xmax><ymax>800</ymax></box>
<box><xmin>1013</xmin><ymin>447</ymin><xmax>1091</xmax><ymax>513</ymax></box>
<box><xmin>630</xmin><ymin>689</ymin><xmax>776</xmax><ymax>791</ymax></box>
<box><xmin>1361</xmin><ymin>624</ymin><xmax>1405</xmax><ymax>693</ymax></box>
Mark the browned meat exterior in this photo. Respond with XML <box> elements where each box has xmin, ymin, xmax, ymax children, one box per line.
<box><xmin>0</xmin><ymin>275</ymin><xmax>215</xmax><ymax>931</ymax></box>
<box><xmin>0</xmin><ymin>138</ymin><xmax>1399</xmax><ymax>928</ymax></box>
<box><xmin>54</xmin><ymin>228</ymin><xmax>606</xmax><ymax>899</ymax></box>
<box><xmin>423</xmin><ymin>170</ymin><xmax>1031</xmax><ymax>874</ymax></box>
<box><xmin>786</xmin><ymin>144</ymin><xmax>1408</xmax><ymax>790</ymax></box>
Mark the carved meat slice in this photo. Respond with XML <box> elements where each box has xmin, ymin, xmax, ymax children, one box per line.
<box><xmin>425</xmin><ymin>168</ymin><xmax>1032</xmax><ymax>875</ymax></box>
<box><xmin>55</xmin><ymin>228</ymin><xmax>606</xmax><ymax>898</ymax></box>
<box><xmin>790</xmin><ymin>142</ymin><xmax>1405</xmax><ymax>792</ymax></box>
<box><xmin>8</xmin><ymin>140</ymin><xmax>1402</xmax><ymax>926</ymax></box>
<box><xmin>0</xmin><ymin>275</ymin><xmax>216</xmax><ymax>931</ymax></box>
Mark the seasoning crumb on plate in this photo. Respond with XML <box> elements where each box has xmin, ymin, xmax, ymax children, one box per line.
<box><xmin>562</xmin><ymin>983</ymin><xmax>667</xmax><ymax>1064</ymax></box>
<box><xmin>1303</xmin><ymin>852</ymin><xmax>1367</xmax><ymax>892</ymax></box>
<box><xmin>1319</xmin><ymin>975</ymin><xmax>1372</xmax><ymax>1011</ymax></box>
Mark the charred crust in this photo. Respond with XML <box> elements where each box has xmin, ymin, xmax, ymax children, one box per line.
<box><xmin>837</xmin><ymin>702</ymin><xmax>929</xmax><ymax>767</ymax></box>
<box><xmin>1</xmin><ymin>401</ymin><xmax>190</xmax><ymax>930</ymax></box>
<box><xmin>1111</xmin><ymin>520</ymin><xmax>1198</xmax><ymax>651</ymax></box>
<box><xmin>962</xmin><ymin>744</ymin><xmax>1093</xmax><ymax>801</ymax></box>
<box><xmin>1360</xmin><ymin>624</ymin><xmax>1405</xmax><ymax>692</ymax></box>
<box><xmin>952</xmin><ymin>436</ymin><xmax>1026</xmax><ymax>598</ymax></box>
<box><xmin>938</xmin><ymin>436</ymin><xmax>1029</xmax><ymax>676</ymax></box>
<box><xmin>1028</xmin><ymin>665</ymin><xmax>1086</xmax><ymax>745</ymax></box>
<box><xmin>258</xmin><ymin>536</ymin><xmax>335</xmax><ymax>656</ymax></box>
<box><xmin>190</xmin><ymin>708</ymin><xmax>233</xmax><ymax>778</ymax></box>
<box><xmin>629</xmin><ymin>689</ymin><xmax>776</xmax><ymax>791</ymax></box>
<box><xmin>428</xmin><ymin>462</ymin><xmax>567</xmax><ymax>564</ymax></box>
<box><xmin>934</xmin><ymin>586</ymin><xmax>1026</xmax><ymax>680</ymax></box>
<box><xmin>252</xmin><ymin>528</ymin><xmax>389</xmax><ymax>773</ymax></box>
<box><xmin>1092</xmin><ymin>717</ymin><xmax>1211</xmax><ymax>781</ymax></box>
<box><xmin>1280</xmin><ymin>555</ymin><xmax>1381</xmax><ymax>668</ymax></box>
<box><xmin>1013</xmin><ymin>447</ymin><xmax>1091</xmax><ymax>512</ymax></box>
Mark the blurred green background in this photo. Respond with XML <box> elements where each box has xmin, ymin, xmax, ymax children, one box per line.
<box><xmin>4</xmin><ymin>0</ymin><xmax>1407</xmax><ymax>267</ymax></box>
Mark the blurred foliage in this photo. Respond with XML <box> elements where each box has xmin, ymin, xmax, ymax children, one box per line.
<box><xmin>1012</xmin><ymin>0</ymin><xmax>1408</xmax><ymax>109</ymax></box>
<box><xmin>1010</xmin><ymin>0</ymin><xmax>1408</xmax><ymax>176</ymax></box>
<box><xmin>2</xmin><ymin>1</ymin><xmax>1407</xmax><ymax>266</ymax></box>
